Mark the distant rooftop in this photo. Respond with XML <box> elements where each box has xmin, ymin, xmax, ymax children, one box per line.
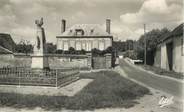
<box><xmin>60</xmin><ymin>24</ymin><xmax>111</xmax><ymax>36</ymax></box>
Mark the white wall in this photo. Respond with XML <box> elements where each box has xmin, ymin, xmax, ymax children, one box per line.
<box><xmin>159</xmin><ymin>36</ymin><xmax>184</xmax><ymax>73</ymax></box>
<box><xmin>172</xmin><ymin>36</ymin><xmax>184</xmax><ymax>73</ymax></box>
<box><xmin>161</xmin><ymin>43</ymin><xmax>169</xmax><ymax>70</ymax></box>
<box><xmin>57</xmin><ymin>38</ymin><xmax>112</xmax><ymax>51</ymax></box>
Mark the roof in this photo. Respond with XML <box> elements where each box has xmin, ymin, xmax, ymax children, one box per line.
<box><xmin>172</xmin><ymin>23</ymin><xmax>183</xmax><ymax>36</ymax></box>
<box><xmin>56</xmin><ymin>36</ymin><xmax>113</xmax><ymax>39</ymax></box>
<box><xmin>0</xmin><ymin>33</ymin><xmax>16</xmax><ymax>52</ymax></box>
<box><xmin>161</xmin><ymin>23</ymin><xmax>183</xmax><ymax>42</ymax></box>
<box><xmin>60</xmin><ymin>24</ymin><xmax>111</xmax><ymax>37</ymax></box>
<box><xmin>160</xmin><ymin>32</ymin><xmax>172</xmax><ymax>42</ymax></box>
<box><xmin>0</xmin><ymin>45</ymin><xmax>13</xmax><ymax>54</ymax></box>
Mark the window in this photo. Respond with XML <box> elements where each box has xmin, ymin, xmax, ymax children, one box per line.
<box><xmin>90</xmin><ymin>29</ymin><xmax>94</xmax><ymax>34</ymax></box>
<box><xmin>63</xmin><ymin>41</ymin><xmax>69</xmax><ymax>51</ymax></box>
<box><xmin>76</xmin><ymin>41</ymin><xmax>82</xmax><ymax>50</ymax></box>
<box><xmin>86</xmin><ymin>41</ymin><xmax>92</xmax><ymax>51</ymax></box>
<box><xmin>82</xmin><ymin>41</ymin><xmax>86</xmax><ymax>50</ymax></box>
<box><xmin>99</xmin><ymin>41</ymin><xmax>105</xmax><ymax>50</ymax></box>
<box><xmin>57</xmin><ymin>39</ymin><xmax>63</xmax><ymax>50</ymax></box>
<box><xmin>75</xmin><ymin>29</ymin><xmax>84</xmax><ymax>36</ymax></box>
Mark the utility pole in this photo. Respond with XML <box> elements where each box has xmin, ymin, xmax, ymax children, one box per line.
<box><xmin>144</xmin><ymin>24</ymin><xmax>147</xmax><ymax>65</ymax></box>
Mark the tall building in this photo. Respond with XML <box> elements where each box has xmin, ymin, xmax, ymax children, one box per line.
<box><xmin>56</xmin><ymin>19</ymin><xmax>113</xmax><ymax>51</ymax></box>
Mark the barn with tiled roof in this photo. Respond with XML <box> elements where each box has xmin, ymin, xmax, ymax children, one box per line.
<box><xmin>154</xmin><ymin>23</ymin><xmax>184</xmax><ymax>73</ymax></box>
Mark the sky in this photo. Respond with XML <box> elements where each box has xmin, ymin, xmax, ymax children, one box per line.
<box><xmin>0</xmin><ymin>0</ymin><xmax>183</xmax><ymax>44</ymax></box>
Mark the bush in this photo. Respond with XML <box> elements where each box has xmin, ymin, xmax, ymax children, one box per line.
<box><xmin>91</xmin><ymin>47</ymin><xmax>114</xmax><ymax>57</ymax></box>
<box><xmin>55</xmin><ymin>50</ymin><xmax>63</xmax><ymax>54</ymax></box>
<box><xmin>80</xmin><ymin>49</ymin><xmax>86</xmax><ymax>55</ymax></box>
<box><xmin>56</xmin><ymin>47</ymin><xmax>86</xmax><ymax>55</ymax></box>
<box><xmin>91</xmin><ymin>48</ymin><xmax>103</xmax><ymax>56</ymax></box>
<box><xmin>68</xmin><ymin>47</ymin><xmax>76</xmax><ymax>54</ymax></box>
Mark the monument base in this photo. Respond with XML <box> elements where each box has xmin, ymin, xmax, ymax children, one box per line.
<box><xmin>31</xmin><ymin>55</ymin><xmax>49</xmax><ymax>69</ymax></box>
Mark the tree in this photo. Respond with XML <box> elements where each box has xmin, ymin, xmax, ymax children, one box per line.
<box><xmin>138</xmin><ymin>28</ymin><xmax>170</xmax><ymax>51</ymax></box>
<box><xmin>113</xmin><ymin>41</ymin><xmax>126</xmax><ymax>52</ymax></box>
<box><xmin>125</xmin><ymin>40</ymin><xmax>134</xmax><ymax>50</ymax></box>
<box><xmin>15</xmin><ymin>39</ymin><xmax>33</xmax><ymax>54</ymax></box>
<box><xmin>46</xmin><ymin>43</ymin><xmax>56</xmax><ymax>54</ymax></box>
<box><xmin>136</xmin><ymin>28</ymin><xmax>170</xmax><ymax>65</ymax></box>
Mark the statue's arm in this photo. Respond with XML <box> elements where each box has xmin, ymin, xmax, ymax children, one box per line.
<box><xmin>35</xmin><ymin>18</ymin><xmax>43</xmax><ymax>26</ymax></box>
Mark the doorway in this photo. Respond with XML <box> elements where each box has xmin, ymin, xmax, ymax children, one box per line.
<box><xmin>166</xmin><ymin>42</ymin><xmax>173</xmax><ymax>71</ymax></box>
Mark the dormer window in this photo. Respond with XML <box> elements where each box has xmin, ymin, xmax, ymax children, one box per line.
<box><xmin>90</xmin><ymin>29</ymin><xmax>94</xmax><ymax>34</ymax></box>
<box><xmin>75</xmin><ymin>29</ymin><xmax>84</xmax><ymax>36</ymax></box>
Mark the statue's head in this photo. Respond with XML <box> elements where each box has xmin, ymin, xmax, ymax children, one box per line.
<box><xmin>35</xmin><ymin>17</ymin><xmax>43</xmax><ymax>27</ymax></box>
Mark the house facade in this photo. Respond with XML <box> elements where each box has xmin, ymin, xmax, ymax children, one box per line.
<box><xmin>56</xmin><ymin>19</ymin><xmax>113</xmax><ymax>51</ymax></box>
<box><xmin>154</xmin><ymin>23</ymin><xmax>184</xmax><ymax>73</ymax></box>
<box><xmin>55</xmin><ymin>19</ymin><xmax>114</xmax><ymax>69</ymax></box>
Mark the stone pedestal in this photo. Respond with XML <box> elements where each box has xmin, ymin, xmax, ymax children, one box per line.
<box><xmin>31</xmin><ymin>55</ymin><xmax>49</xmax><ymax>69</ymax></box>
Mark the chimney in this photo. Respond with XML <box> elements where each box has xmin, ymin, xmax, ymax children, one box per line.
<box><xmin>106</xmin><ymin>19</ymin><xmax>111</xmax><ymax>34</ymax></box>
<box><xmin>61</xmin><ymin>19</ymin><xmax>66</xmax><ymax>33</ymax></box>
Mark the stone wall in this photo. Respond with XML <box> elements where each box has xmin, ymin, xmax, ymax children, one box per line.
<box><xmin>92</xmin><ymin>54</ymin><xmax>112</xmax><ymax>69</ymax></box>
<box><xmin>0</xmin><ymin>54</ymin><xmax>15</xmax><ymax>67</ymax></box>
<box><xmin>0</xmin><ymin>54</ymin><xmax>31</xmax><ymax>68</ymax></box>
<box><xmin>0</xmin><ymin>53</ymin><xmax>113</xmax><ymax>70</ymax></box>
<box><xmin>48</xmin><ymin>56</ymin><xmax>88</xmax><ymax>69</ymax></box>
<box><xmin>15</xmin><ymin>56</ymin><xmax>32</xmax><ymax>67</ymax></box>
<box><xmin>0</xmin><ymin>54</ymin><xmax>89</xmax><ymax>69</ymax></box>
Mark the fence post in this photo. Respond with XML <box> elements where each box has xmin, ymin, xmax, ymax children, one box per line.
<box><xmin>18</xmin><ymin>68</ymin><xmax>20</xmax><ymax>87</ymax></box>
<box><xmin>56</xmin><ymin>69</ymin><xmax>58</xmax><ymax>88</ymax></box>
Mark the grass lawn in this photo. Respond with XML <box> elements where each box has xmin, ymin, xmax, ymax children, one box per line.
<box><xmin>0</xmin><ymin>71</ymin><xmax>150</xmax><ymax>111</ymax></box>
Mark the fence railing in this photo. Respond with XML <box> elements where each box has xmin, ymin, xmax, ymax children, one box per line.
<box><xmin>0</xmin><ymin>67</ymin><xmax>80</xmax><ymax>87</ymax></box>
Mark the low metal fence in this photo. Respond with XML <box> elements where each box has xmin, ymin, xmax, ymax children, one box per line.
<box><xmin>0</xmin><ymin>67</ymin><xmax>80</xmax><ymax>87</ymax></box>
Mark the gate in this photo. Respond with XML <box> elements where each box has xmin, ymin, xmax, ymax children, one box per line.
<box><xmin>92</xmin><ymin>56</ymin><xmax>106</xmax><ymax>69</ymax></box>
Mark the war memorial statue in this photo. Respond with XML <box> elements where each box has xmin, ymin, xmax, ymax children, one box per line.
<box><xmin>31</xmin><ymin>18</ymin><xmax>49</xmax><ymax>69</ymax></box>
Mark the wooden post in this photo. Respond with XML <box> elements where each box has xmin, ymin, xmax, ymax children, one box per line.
<box><xmin>56</xmin><ymin>69</ymin><xmax>58</xmax><ymax>88</ymax></box>
<box><xmin>18</xmin><ymin>69</ymin><xmax>20</xmax><ymax>87</ymax></box>
<box><xmin>144</xmin><ymin>24</ymin><xmax>147</xmax><ymax>65</ymax></box>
